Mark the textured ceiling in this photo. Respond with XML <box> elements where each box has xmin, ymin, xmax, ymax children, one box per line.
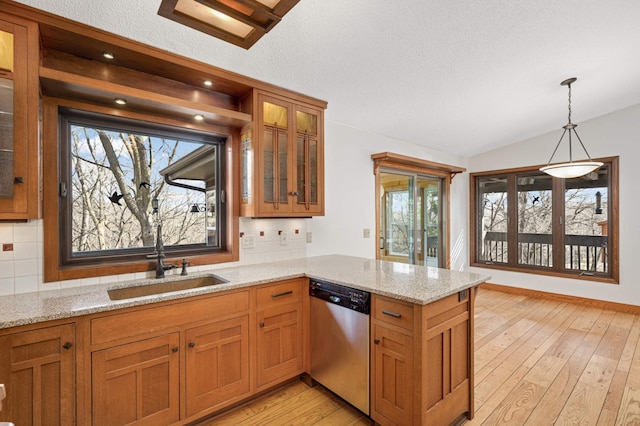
<box><xmin>15</xmin><ymin>0</ymin><xmax>640</xmax><ymax>157</ymax></box>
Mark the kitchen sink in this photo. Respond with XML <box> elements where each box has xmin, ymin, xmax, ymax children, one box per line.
<box><xmin>107</xmin><ymin>275</ymin><xmax>229</xmax><ymax>300</ymax></box>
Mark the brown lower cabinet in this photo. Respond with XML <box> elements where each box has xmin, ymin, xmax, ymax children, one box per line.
<box><xmin>91</xmin><ymin>333</ymin><xmax>180</xmax><ymax>425</ymax></box>
<box><xmin>0</xmin><ymin>323</ymin><xmax>76</xmax><ymax>425</ymax></box>
<box><xmin>371</xmin><ymin>290</ymin><xmax>475</xmax><ymax>426</ymax></box>
<box><xmin>255</xmin><ymin>280</ymin><xmax>305</xmax><ymax>390</ymax></box>
<box><xmin>85</xmin><ymin>278</ymin><xmax>305</xmax><ymax>425</ymax></box>
<box><xmin>185</xmin><ymin>315</ymin><xmax>250</xmax><ymax>418</ymax></box>
<box><xmin>0</xmin><ymin>280</ymin><xmax>475</xmax><ymax>426</ymax></box>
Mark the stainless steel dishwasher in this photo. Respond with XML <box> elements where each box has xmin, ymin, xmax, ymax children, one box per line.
<box><xmin>309</xmin><ymin>279</ymin><xmax>370</xmax><ymax>415</ymax></box>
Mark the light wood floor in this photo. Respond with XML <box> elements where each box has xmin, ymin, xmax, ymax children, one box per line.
<box><xmin>199</xmin><ymin>288</ymin><xmax>640</xmax><ymax>425</ymax></box>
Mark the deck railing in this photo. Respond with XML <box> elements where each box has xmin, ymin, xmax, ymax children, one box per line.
<box><xmin>481</xmin><ymin>231</ymin><xmax>608</xmax><ymax>273</ymax></box>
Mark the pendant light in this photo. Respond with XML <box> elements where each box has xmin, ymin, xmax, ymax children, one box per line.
<box><xmin>540</xmin><ymin>77</ymin><xmax>603</xmax><ymax>179</ymax></box>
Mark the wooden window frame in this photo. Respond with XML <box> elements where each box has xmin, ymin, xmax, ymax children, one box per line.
<box><xmin>469</xmin><ymin>157</ymin><xmax>619</xmax><ymax>284</ymax></box>
<box><xmin>43</xmin><ymin>97</ymin><xmax>240</xmax><ymax>283</ymax></box>
<box><xmin>372</xmin><ymin>152</ymin><xmax>466</xmax><ymax>269</ymax></box>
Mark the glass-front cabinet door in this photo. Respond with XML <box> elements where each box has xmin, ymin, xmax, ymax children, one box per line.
<box><xmin>259</xmin><ymin>96</ymin><xmax>291</xmax><ymax>213</ymax></box>
<box><xmin>241</xmin><ymin>91</ymin><xmax>324</xmax><ymax>217</ymax></box>
<box><xmin>293</xmin><ymin>104</ymin><xmax>323</xmax><ymax>215</ymax></box>
<box><xmin>0</xmin><ymin>14</ymin><xmax>38</xmax><ymax>219</ymax></box>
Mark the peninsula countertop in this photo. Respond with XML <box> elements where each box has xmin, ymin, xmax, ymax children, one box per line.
<box><xmin>0</xmin><ymin>255</ymin><xmax>490</xmax><ymax>329</ymax></box>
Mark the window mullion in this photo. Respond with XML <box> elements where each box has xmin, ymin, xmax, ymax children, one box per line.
<box><xmin>507</xmin><ymin>174</ymin><xmax>519</xmax><ymax>267</ymax></box>
<box><xmin>552</xmin><ymin>177</ymin><xmax>564</xmax><ymax>272</ymax></box>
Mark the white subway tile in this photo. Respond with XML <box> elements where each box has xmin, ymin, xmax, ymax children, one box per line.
<box><xmin>15</xmin><ymin>276</ymin><xmax>39</xmax><ymax>294</ymax></box>
<box><xmin>0</xmin><ymin>277</ymin><xmax>14</xmax><ymax>296</ymax></box>
<box><xmin>13</xmin><ymin>242</ymin><xmax>38</xmax><ymax>261</ymax></box>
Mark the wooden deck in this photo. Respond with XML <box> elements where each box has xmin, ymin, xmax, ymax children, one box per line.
<box><xmin>198</xmin><ymin>288</ymin><xmax>640</xmax><ymax>425</ymax></box>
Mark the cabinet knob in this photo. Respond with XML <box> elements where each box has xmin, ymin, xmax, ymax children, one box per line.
<box><xmin>188</xmin><ymin>341</ymin><xmax>196</xmax><ymax>348</ymax></box>
<box><xmin>172</xmin><ymin>346</ymin><xmax>179</xmax><ymax>353</ymax></box>
<box><xmin>259</xmin><ymin>322</ymin><xmax>265</xmax><ymax>328</ymax></box>
<box><xmin>374</xmin><ymin>339</ymin><xmax>380</xmax><ymax>345</ymax></box>
<box><xmin>62</xmin><ymin>341</ymin><xmax>73</xmax><ymax>350</ymax></box>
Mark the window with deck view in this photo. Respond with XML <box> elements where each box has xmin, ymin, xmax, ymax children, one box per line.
<box><xmin>471</xmin><ymin>158</ymin><xmax>618</xmax><ymax>283</ymax></box>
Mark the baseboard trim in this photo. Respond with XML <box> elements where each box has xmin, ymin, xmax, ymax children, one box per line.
<box><xmin>480</xmin><ymin>283</ymin><xmax>640</xmax><ymax>315</ymax></box>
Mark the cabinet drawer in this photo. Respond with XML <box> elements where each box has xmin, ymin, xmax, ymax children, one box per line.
<box><xmin>91</xmin><ymin>290</ymin><xmax>250</xmax><ymax>346</ymax></box>
<box><xmin>373</xmin><ymin>296</ymin><xmax>414</xmax><ymax>330</ymax></box>
<box><xmin>256</xmin><ymin>278</ymin><xmax>304</xmax><ymax>309</ymax></box>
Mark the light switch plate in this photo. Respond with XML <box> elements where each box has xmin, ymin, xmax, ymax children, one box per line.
<box><xmin>280</xmin><ymin>232</ymin><xmax>288</xmax><ymax>246</ymax></box>
<box><xmin>242</xmin><ymin>235</ymin><xmax>255</xmax><ymax>249</ymax></box>
<box><xmin>363</xmin><ymin>228</ymin><xmax>370</xmax><ymax>238</ymax></box>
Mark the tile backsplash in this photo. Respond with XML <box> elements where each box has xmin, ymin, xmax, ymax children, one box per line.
<box><xmin>0</xmin><ymin>217</ymin><xmax>307</xmax><ymax>296</ymax></box>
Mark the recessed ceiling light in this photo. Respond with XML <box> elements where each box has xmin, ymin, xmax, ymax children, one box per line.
<box><xmin>194</xmin><ymin>114</ymin><xmax>204</xmax><ymax>121</ymax></box>
<box><xmin>203</xmin><ymin>80</ymin><xmax>213</xmax><ymax>87</ymax></box>
<box><xmin>114</xmin><ymin>98</ymin><xmax>127</xmax><ymax>105</ymax></box>
<box><xmin>102</xmin><ymin>52</ymin><xmax>115</xmax><ymax>60</ymax></box>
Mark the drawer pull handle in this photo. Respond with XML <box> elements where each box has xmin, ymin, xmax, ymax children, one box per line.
<box><xmin>272</xmin><ymin>290</ymin><xmax>293</xmax><ymax>298</ymax></box>
<box><xmin>62</xmin><ymin>341</ymin><xmax>73</xmax><ymax>350</ymax></box>
<box><xmin>382</xmin><ymin>310</ymin><xmax>402</xmax><ymax>318</ymax></box>
<box><xmin>374</xmin><ymin>338</ymin><xmax>380</xmax><ymax>345</ymax></box>
<box><xmin>188</xmin><ymin>341</ymin><xmax>196</xmax><ymax>348</ymax></box>
<box><xmin>172</xmin><ymin>346</ymin><xmax>179</xmax><ymax>353</ymax></box>
<box><xmin>259</xmin><ymin>322</ymin><xmax>265</xmax><ymax>328</ymax></box>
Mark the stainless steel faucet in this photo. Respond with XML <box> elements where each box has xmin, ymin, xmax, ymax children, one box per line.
<box><xmin>148</xmin><ymin>223</ymin><xmax>177</xmax><ymax>278</ymax></box>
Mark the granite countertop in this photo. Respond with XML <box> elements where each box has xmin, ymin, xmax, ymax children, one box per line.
<box><xmin>0</xmin><ymin>255</ymin><xmax>490</xmax><ymax>329</ymax></box>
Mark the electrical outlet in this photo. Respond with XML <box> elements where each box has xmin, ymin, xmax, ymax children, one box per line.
<box><xmin>242</xmin><ymin>235</ymin><xmax>255</xmax><ymax>249</ymax></box>
<box><xmin>280</xmin><ymin>232</ymin><xmax>288</xmax><ymax>246</ymax></box>
<box><xmin>2</xmin><ymin>243</ymin><xmax>13</xmax><ymax>252</ymax></box>
<box><xmin>306</xmin><ymin>232</ymin><xmax>312</xmax><ymax>243</ymax></box>
<box><xmin>363</xmin><ymin>228</ymin><xmax>370</xmax><ymax>238</ymax></box>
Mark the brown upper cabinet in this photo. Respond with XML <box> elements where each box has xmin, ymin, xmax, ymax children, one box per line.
<box><xmin>0</xmin><ymin>12</ymin><xmax>40</xmax><ymax>220</ymax></box>
<box><xmin>241</xmin><ymin>90</ymin><xmax>325</xmax><ymax>217</ymax></box>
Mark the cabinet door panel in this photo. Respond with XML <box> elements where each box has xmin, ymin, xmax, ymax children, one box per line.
<box><xmin>185</xmin><ymin>315</ymin><xmax>250</xmax><ymax>418</ymax></box>
<box><xmin>292</xmin><ymin>104</ymin><xmax>323</xmax><ymax>215</ymax></box>
<box><xmin>372</xmin><ymin>323</ymin><xmax>413</xmax><ymax>426</ymax></box>
<box><xmin>0</xmin><ymin>14</ymin><xmax>38</xmax><ymax>219</ymax></box>
<box><xmin>256</xmin><ymin>302</ymin><xmax>303</xmax><ymax>388</ymax></box>
<box><xmin>243</xmin><ymin>91</ymin><xmax>324</xmax><ymax>217</ymax></box>
<box><xmin>91</xmin><ymin>333</ymin><xmax>179</xmax><ymax>426</ymax></box>
<box><xmin>0</xmin><ymin>323</ymin><xmax>75</xmax><ymax>426</ymax></box>
<box><xmin>424</xmin><ymin>299</ymin><xmax>471</xmax><ymax>422</ymax></box>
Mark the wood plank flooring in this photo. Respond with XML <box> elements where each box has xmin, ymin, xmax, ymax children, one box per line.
<box><xmin>198</xmin><ymin>288</ymin><xmax>640</xmax><ymax>425</ymax></box>
<box><xmin>469</xmin><ymin>288</ymin><xmax>640</xmax><ymax>426</ymax></box>
<box><xmin>196</xmin><ymin>380</ymin><xmax>372</xmax><ymax>425</ymax></box>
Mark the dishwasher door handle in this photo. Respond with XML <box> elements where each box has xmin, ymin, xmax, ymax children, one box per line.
<box><xmin>329</xmin><ymin>295</ymin><xmax>341</xmax><ymax>304</ymax></box>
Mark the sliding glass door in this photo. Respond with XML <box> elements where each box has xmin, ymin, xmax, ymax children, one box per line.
<box><xmin>379</xmin><ymin>170</ymin><xmax>445</xmax><ymax>267</ymax></box>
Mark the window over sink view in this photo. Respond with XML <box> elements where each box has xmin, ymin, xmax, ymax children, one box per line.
<box><xmin>58</xmin><ymin>108</ymin><xmax>226</xmax><ymax>267</ymax></box>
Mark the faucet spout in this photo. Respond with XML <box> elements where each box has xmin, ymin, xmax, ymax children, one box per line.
<box><xmin>148</xmin><ymin>222</ymin><xmax>176</xmax><ymax>278</ymax></box>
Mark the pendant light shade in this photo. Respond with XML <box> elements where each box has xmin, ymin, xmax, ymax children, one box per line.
<box><xmin>539</xmin><ymin>161</ymin><xmax>603</xmax><ymax>179</ymax></box>
<box><xmin>540</xmin><ymin>78</ymin><xmax>602</xmax><ymax>179</ymax></box>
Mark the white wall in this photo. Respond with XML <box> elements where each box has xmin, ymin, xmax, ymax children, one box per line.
<box><xmin>468</xmin><ymin>103</ymin><xmax>640</xmax><ymax>305</ymax></box>
<box><xmin>307</xmin><ymin>115</ymin><xmax>470</xmax><ymax>273</ymax></box>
